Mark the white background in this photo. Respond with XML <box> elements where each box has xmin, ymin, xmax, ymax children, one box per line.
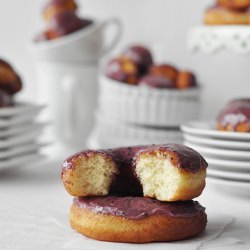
<box><xmin>0</xmin><ymin>0</ymin><xmax>249</xmax><ymax>118</ymax></box>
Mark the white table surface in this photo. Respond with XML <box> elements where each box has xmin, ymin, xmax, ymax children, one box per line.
<box><xmin>0</xmin><ymin>153</ymin><xmax>250</xmax><ymax>250</ymax></box>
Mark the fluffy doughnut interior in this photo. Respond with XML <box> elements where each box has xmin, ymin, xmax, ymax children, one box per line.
<box><xmin>135</xmin><ymin>151</ymin><xmax>206</xmax><ymax>201</ymax></box>
<box><xmin>63</xmin><ymin>153</ymin><xmax>118</xmax><ymax>196</ymax></box>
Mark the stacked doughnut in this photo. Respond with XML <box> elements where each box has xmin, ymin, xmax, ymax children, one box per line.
<box><xmin>35</xmin><ymin>0</ymin><xmax>93</xmax><ymax>42</ymax></box>
<box><xmin>217</xmin><ymin>98</ymin><xmax>250</xmax><ymax>132</ymax></box>
<box><xmin>0</xmin><ymin>59</ymin><xmax>22</xmax><ymax>107</ymax></box>
<box><xmin>61</xmin><ymin>144</ymin><xmax>208</xmax><ymax>243</ymax></box>
<box><xmin>106</xmin><ymin>45</ymin><xmax>197</xmax><ymax>90</ymax></box>
<box><xmin>204</xmin><ymin>0</ymin><xmax>250</xmax><ymax>25</ymax></box>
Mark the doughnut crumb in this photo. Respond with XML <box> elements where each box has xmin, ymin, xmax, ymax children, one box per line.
<box><xmin>136</xmin><ymin>151</ymin><xmax>206</xmax><ymax>201</ymax></box>
<box><xmin>62</xmin><ymin>153</ymin><xmax>118</xmax><ymax>196</ymax></box>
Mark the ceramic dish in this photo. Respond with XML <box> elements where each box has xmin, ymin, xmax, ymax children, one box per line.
<box><xmin>0</xmin><ymin>102</ymin><xmax>45</xmax><ymax>117</ymax></box>
<box><xmin>185</xmin><ymin>142</ymin><xmax>250</xmax><ymax>160</ymax></box>
<box><xmin>207</xmin><ymin>168</ymin><xmax>250</xmax><ymax>182</ymax></box>
<box><xmin>205</xmin><ymin>157</ymin><xmax>250</xmax><ymax>172</ymax></box>
<box><xmin>0</xmin><ymin>153</ymin><xmax>45</xmax><ymax>171</ymax></box>
<box><xmin>0</xmin><ymin>122</ymin><xmax>47</xmax><ymax>138</ymax></box>
<box><xmin>0</xmin><ymin>142</ymin><xmax>47</xmax><ymax>160</ymax></box>
<box><xmin>181</xmin><ymin>121</ymin><xmax>250</xmax><ymax>141</ymax></box>
<box><xmin>0</xmin><ymin>129</ymin><xmax>43</xmax><ymax>149</ymax></box>
<box><xmin>183</xmin><ymin>133</ymin><xmax>250</xmax><ymax>150</ymax></box>
<box><xmin>207</xmin><ymin>176</ymin><xmax>250</xmax><ymax>198</ymax></box>
<box><xmin>98</xmin><ymin>76</ymin><xmax>200</xmax><ymax>126</ymax></box>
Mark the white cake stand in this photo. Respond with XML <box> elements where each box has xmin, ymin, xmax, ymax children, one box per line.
<box><xmin>188</xmin><ymin>26</ymin><xmax>250</xmax><ymax>54</ymax></box>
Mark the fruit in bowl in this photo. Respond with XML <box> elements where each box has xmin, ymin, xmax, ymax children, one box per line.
<box><xmin>149</xmin><ymin>64</ymin><xmax>178</xmax><ymax>82</ymax></box>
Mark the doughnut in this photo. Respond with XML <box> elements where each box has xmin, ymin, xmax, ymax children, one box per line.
<box><xmin>176</xmin><ymin>71</ymin><xmax>197</xmax><ymax>89</ymax></box>
<box><xmin>217</xmin><ymin>98</ymin><xmax>250</xmax><ymax>132</ymax></box>
<box><xmin>43</xmin><ymin>0</ymin><xmax>78</xmax><ymax>22</ymax></box>
<box><xmin>0</xmin><ymin>89</ymin><xmax>13</xmax><ymax>108</ymax></box>
<box><xmin>122</xmin><ymin>45</ymin><xmax>153</xmax><ymax>75</ymax></box>
<box><xmin>138</xmin><ymin>75</ymin><xmax>176</xmax><ymax>89</ymax></box>
<box><xmin>218</xmin><ymin>0</ymin><xmax>250</xmax><ymax>10</ymax></box>
<box><xmin>49</xmin><ymin>11</ymin><xmax>93</xmax><ymax>37</ymax></box>
<box><xmin>105</xmin><ymin>57</ymin><xmax>139</xmax><ymax>84</ymax></box>
<box><xmin>70</xmin><ymin>196</ymin><xmax>207</xmax><ymax>243</ymax></box>
<box><xmin>204</xmin><ymin>5</ymin><xmax>250</xmax><ymax>25</ymax></box>
<box><xmin>62</xmin><ymin>144</ymin><xmax>207</xmax><ymax>201</ymax></box>
<box><xmin>0</xmin><ymin>59</ymin><xmax>22</xmax><ymax>95</ymax></box>
<box><xmin>149</xmin><ymin>64</ymin><xmax>179</xmax><ymax>82</ymax></box>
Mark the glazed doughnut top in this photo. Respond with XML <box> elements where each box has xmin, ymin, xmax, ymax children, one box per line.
<box><xmin>218</xmin><ymin>98</ymin><xmax>250</xmax><ymax>130</ymax></box>
<box><xmin>63</xmin><ymin>144</ymin><xmax>208</xmax><ymax>196</ymax></box>
<box><xmin>74</xmin><ymin>196</ymin><xmax>205</xmax><ymax>220</ymax></box>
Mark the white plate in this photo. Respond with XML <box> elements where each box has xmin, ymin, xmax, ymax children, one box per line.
<box><xmin>207</xmin><ymin>176</ymin><xmax>250</xmax><ymax>198</ymax></box>
<box><xmin>0</xmin><ymin>102</ymin><xmax>45</xmax><ymax>117</ymax></box>
<box><xmin>208</xmin><ymin>168</ymin><xmax>250</xmax><ymax>182</ymax></box>
<box><xmin>185</xmin><ymin>142</ymin><xmax>250</xmax><ymax>160</ymax></box>
<box><xmin>205</xmin><ymin>157</ymin><xmax>250</xmax><ymax>172</ymax></box>
<box><xmin>0</xmin><ymin>122</ymin><xmax>47</xmax><ymax>138</ymax></box>
<box><xmin>0</xmin><ymin>129</ymin><xmax>43</xmax><ymax>149</ymax></box>
<box><xmin>0</xmin><ymin>142</ymin><xmax>48</xmax><ymax>160</ymax></box>
<box><xmin>0</xmin><ymin>153</ymin><xmax>45</xmax><ymax>171</ymax></box>
<box><xmin>183</xmin><ymin>134</ymin><xmax>250</xmax><ymax>150</ymax></box>
<box><xmin>181</xmin><ymin>121</ymin><xmax>250</xmax><ymax>141</ymax></box>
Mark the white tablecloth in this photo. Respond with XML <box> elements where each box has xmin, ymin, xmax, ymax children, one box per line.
<box><xmin>0</xmin><ymin>156</ymin><xmax>250</xmax><ymax>250</ymax></box>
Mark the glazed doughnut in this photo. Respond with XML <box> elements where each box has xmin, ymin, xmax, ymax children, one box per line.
<box><xmin>122</xmin><ymin>45</ymin><xmax>153</xmax><ymax>75</ymax></box>
<box><xmin>105</xmin><ymin>57</ymin><xmax>139</xmax><ymax>84</ymax></box>
<box><xmin>0</xmin><ymin>59</ymin><xmax>22</xmax><ymax>95</ymax></box>
<box><xmin>176</xmin><ymin>71</ymin><xmax>197</xmax><ymax>89</ymax></box>
<box><xmin>218</xmin><ymin>0</ymin><xmax>250</xmax><ymax>10</ymax></box>
<box><xmin>49</xmin><ymin>11</ymin><xmax>93</xmax><ymax>37</ymax></box>
<box><xmin>70</xmin><ymin>196</ymin><xmax>207</xmax><ymax>243</ymax></box>
<box><xmin>217</xmin><ymin>98</ymin><xmax>250</xmax><ymax>132</ymax></box>
<box><xmin>62</xmin><ymin>144</ymin><xmax>207</xmax><ymax>202</ymax></box>
<box><xmin>43</xmin><ymin>0</ymin><xmax>77</xmax><ymax>22</ymax></box>
<box><xmin>149</xmin><ymin>64</ymin><xmax>179</xmax><ymax>82</ymax></box>
<box><xmin>138</xmin><ymin>75</ymin><xmax>176</xmax><ymax>89</ymax></box>
<box><xmin>204</xmin><ymin>5</ymin><xmax>250</xmax><ymax>25</ymax></box>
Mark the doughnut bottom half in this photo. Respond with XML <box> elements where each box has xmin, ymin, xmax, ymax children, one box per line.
<box><xmin>70</xmin><ymin>201</ymin><xmax>207</xmax><ymax>243</ymax></box>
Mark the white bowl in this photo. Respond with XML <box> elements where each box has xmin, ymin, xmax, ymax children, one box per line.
<box><xmin>97</xmin><ymin>76</ymin><xmax>201</xmax><ymax>127</ymax></box>
<box><xmin>30</xmin><ymin>18</ymin><xmax>122</xmax><ymax>63</ymax></box>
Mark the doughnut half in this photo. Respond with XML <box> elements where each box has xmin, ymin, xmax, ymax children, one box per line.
<box><xmin>70</xmin><ymin>196</ymin><xmax>207</xmax><ymax>243</ymax></box>
<box><xmin>62</xmin><ymin>144</ymin><xmax>207</xmax><ymax>201</ymax></box>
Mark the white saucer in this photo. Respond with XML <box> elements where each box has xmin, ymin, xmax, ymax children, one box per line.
<box><xmin>0</xmin><ymin>142</ymin><xmax>47</xmax><ymax>160</ymax></box>
<box><xmin>185</xmin><ymin>142</ymin><xmax>250</xmax><ymax>160</ymax></box>
<box><xmin>208</xmin><ymin>168</ymin><xmax>250</xmax><ymax>182</ymax></box>
<box><xmin>184</xmin><ymin>134</ymin><xmax>250</xmax><ymax>150</ymax></box>
<box><xmin>205</xmin><ymin>157</ymin><xmax>250</xmax><ymax>172</ymax></box>
<box><xmin>181</xmin><ymin>121</ymin><xmax>250</xmax><ymax>141</ymax></box>
<box><xmin>0</xmin><ymin>109</ymin><xmax>45</xmax><ymax>129</ymax></box>
<box><xmin>0</xmin><ymin>122</ymin><xmax>47</xmax><ymax>138</ymax></box>
<box><xmin>0</xmin><ymin>129</ymin><xmax>43</xmax><ymax>149</ymax></box>
<box><xmin>207</xmin><ymin>176</ymin><xmax>250</xmax><ymax>198</ymax></box>
<box><xmin>0</xmin><ymin>153</ymin><xmax>45</xmax><ymax>171</ymax></box>
<box><xmin>0</xmin><ymin>102</ymin><xmax>45</xmax><ymax>117</ymax></box>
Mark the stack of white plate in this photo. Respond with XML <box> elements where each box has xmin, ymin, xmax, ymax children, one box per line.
<box><xmin>181</xmin><ymin>121</ymin><xmax>250</xmax><ymax>198</ymax></box>
<box><xmin>0</xmin><ymin>102</ymin><xmax>48</xmax><ymax>172</ymax></box>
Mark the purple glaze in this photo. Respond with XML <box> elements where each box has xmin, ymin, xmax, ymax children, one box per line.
<box><xmin>217</xmin><ymin>98</ymin><xmax>250</xmax><ymax>130</ymax></box>
<box><xmin>122</xmin><ymin>45</ymin><xmax>153</xmax><ymax>74</ymax></box>
<box><xmin>63</xmin><ymin>144</ymin><xmax>208</xmax><ymax>196</ymax></box>
<box><xmin>139</xmin><ymin>75</ymin><xmax>176</xmax><ymax>89</ymax></box>
<box><xmin>74</xmin><ymin>196</ymin><xmax>205</xmax><ymax>220</ymax></box>
<box><xmin>49</xmin><ymin>11</ymin><xmax>93</xmax><ymax>35</ymax></box>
